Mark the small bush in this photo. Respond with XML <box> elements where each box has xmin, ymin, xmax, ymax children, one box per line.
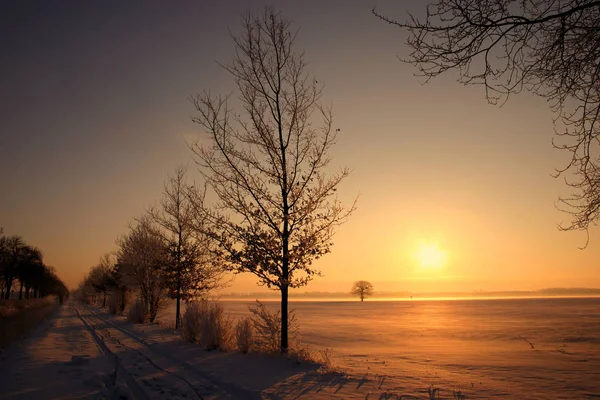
<box><xmin>313</xmin><ymin>347</ymin><xmax>347</xmax><ymax>374</ymax></box>
<box><xmin>181</xmin><ymin>300</ymin><xmax>233</xmax><ymax>350</ymax></box>
<box><xmin>287</xmin><ymin>345</ymin><xmax>315</xmax><ymax>364</ymax></box>
<box><xmin>235</xmin><ymin>316</ymin><xmax>253</xmax><ymax>353</ymax></box>
<box><xmin>248</xmin><ymin>300</ymin><xmax>298</xmax><ymax>354</ymax></box>
<box><xmin>126</xmin><ymin>299</ymin><xmax>148</xmax><ymax>324</ymax></box>
<box><xmin>180</xmin><ymin>301</ymin><xmax>203</xmax><ymax>343</ymax></box>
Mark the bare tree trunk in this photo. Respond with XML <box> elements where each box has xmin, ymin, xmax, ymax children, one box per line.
<box><xmin>281</xmin><ymin>215</ymin><xmax>290</xmax><ymax>353</ymax></box>
<box><xmin>5</xmin><ymin>277</ymin><xmax>13</xmax><ymax>299</ymax></box>
<box><xmin>176</xmin><ymin>283</ymin><xmax>181</xmax><ymax>330</ymax></box>
<box><xmin>176</xmin><ymin>234</ymin><xmax>182</xmax><ymax>330</ymax></box>
<box><xmin>281</xmin><ymin>283</ymin><xmax>289</xmax><ymax>353</ymax></box>
<box><xmin>18</xmin><ymin>281</ymin><xmax>23</xmax><ymax>300</ymax></box>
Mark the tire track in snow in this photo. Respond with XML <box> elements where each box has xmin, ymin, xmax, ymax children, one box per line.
<box><xmin>72</xmin><ymin>304</ymin><xmax>151</xmax><ymax>400</ymax></box>
<box><xmin>73</xmin><ymin>304</ymin><xmax>205</xmax><ymax>400</ymax></box>
<box><xmin>84</xmin><ymin>306</ymin><xmax>261</xmax><ymax>400</ymax></box>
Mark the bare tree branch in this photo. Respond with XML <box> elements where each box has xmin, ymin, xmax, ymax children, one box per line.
<box><xmin>374</xmin><ymin>0</ymin><xmax>600</xmax><ymax>242</ymax></box>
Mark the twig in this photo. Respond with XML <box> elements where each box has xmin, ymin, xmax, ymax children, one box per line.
<box><xmin>517</xmin><ymin>335</ymin><xmax>535</xmax><ymax>349</ymax></box>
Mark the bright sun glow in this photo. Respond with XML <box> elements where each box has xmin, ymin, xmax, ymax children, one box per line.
<box><xmin>415</xmin><ymin>243</ymin><xmax>447</xmax><ymax>269</ymax></box>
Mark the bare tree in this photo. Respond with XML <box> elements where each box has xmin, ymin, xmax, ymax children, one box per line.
<box><xmin>16</xmin><ymin>246</ymin><xmax>43</xmax><ymax>300</ymax></box>
<box><xmin>351</xmin><ymin>280</ymin><xmax>374</xmax><ymax>302</ymax></box>
<box><xmin>117</xmin><ymin>216</ymin><xmax>168</xmax><ymax>323</ymax></box>
<box><xmin>1</xmin><ymin>235</ymin><xmax>25</xmax><ymax>299</ymax></box>
<box><xmin>374</xmin><ymin>1</ymin><xmax>600</xmax><ymax>243</ymax></box>
<box><xmin>0</xmin><ymin>228</ymin><xmax>6</xmax><ymax>298</ymax></box>
<box><xmin>86</xmin><ymin>254</ymin><xmax>116</xmax><ymax>308</ymax></box>
<box><xmin>190</xmin><ymin>7</ymin><xmax>356</xmax><ymax>353</ymax></box>
<box><xmin>0</xmin><ymin>230</ymin><xmax>68</xmax><ymax>302</ymax></box>
<box><xmin>150</xmin><ymin>166</ymin><xmax>226</xmax><ymax>330</ymax></box>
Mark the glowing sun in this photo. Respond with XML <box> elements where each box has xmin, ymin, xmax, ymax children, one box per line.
<box><xmin>415</xmin><ymin>243</ymin><xmax>447</xmax><ymax>269</ymax></box>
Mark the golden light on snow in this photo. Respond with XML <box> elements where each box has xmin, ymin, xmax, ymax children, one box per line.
<box><xmin>415</xmin><ymin>243</ymin><xmax>447</xmax><ymax>269</ymax></box>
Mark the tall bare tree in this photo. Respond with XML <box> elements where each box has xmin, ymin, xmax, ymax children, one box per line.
<box><xmin>190</xmin><ymin>7</ymin><xmax>356</xmax><ymax>353</ymax></box>
<box><xmin>374</xmin><ymin>1</ymin><xmax>600</xmax><ymax>244</ymax></box>
<box><xmin>150</xmin><ymin>166</ymin><xmax>226</xmax><ymax>329</ymax></box>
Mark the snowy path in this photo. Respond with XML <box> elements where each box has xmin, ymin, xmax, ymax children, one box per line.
<box><xmin>73</xmin><ymin>304</ymin><xmax>258</xmax><ymax>400</ymax></box>
<box><xmin>0</xmin><ymin>304</ymin><xmax>336</xmax><ymax>399</ymax></box>
<box><xmin>0</xmin><ymin>304</ymin><xmax>261</xmax><ymax>400</ymax></box>
<box><xmin>0</xmin><ymin>304</ymin><xmax>114</xmax><ymax>399</ymax></box>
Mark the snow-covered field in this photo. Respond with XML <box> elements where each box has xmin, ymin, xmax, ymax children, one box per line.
<box><xmin>0</xmin><ymin>297</ymin><xmax>598</xmax><ymax>399</ymax></box>
<box><xmin>166</xmin><ymin>297</ymin><xmax>600</xmax><ymax>398</ymax></box>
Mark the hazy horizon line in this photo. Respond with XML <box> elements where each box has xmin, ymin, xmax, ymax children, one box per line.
<box><xmin>216</xmin><ymin>287</ymin><xmax>600</xmax><ymax>299</ymax></box>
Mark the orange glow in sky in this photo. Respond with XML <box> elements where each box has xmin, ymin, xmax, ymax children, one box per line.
<box><xmin>1</xmin><ymin>1</ymin><xmax>599</xmax><ymax>294</ymax></box>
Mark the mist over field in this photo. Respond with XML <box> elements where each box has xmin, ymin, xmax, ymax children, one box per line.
<box><xmin>155</xmin><ymin>297</ymin><xmax>600</xmax><ymax>398</ymax></box>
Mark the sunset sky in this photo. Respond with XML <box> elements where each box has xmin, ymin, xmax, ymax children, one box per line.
<box><xmin>1</xmin><ymin>0</ymin><xmax>598</xmax><ymax>294</ymax></box>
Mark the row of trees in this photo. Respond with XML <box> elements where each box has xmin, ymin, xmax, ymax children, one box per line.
<box><xmin>79</xmin><ymin>0</ymin><xmax>600</xmax><ymax>352</ymax></box>
<box><xmin>0</xmin><ymin>228</ymin><xmax>68</xmax><ymax>302</ymax></box>
<box><xmin>77</xmin><ymin>168</ymin><xmax>226</xmax><ymax>328</ymax></box>
<box><xmin>79</xmin><ymin>8</ymin><xmax>356</xmax><ymax>354</ymax></box>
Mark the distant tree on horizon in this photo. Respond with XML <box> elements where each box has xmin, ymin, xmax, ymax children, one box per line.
<box><xmin>351</xmin><ymin>280</ymin><xmax>374</xmax><ymax>302</ymax></box>
<box><xmin>374</xmin><ymin>1</ymin><xmax>600</xmax><ymax>245</ymax></box>
<box><xmin>189</xmin><ymin>7</ymin><xmax>356</xmax><ymax>353</ymax></box>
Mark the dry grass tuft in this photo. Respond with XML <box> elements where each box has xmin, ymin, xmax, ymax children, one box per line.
<box><xmin>180</xmin><ymin>300</ymin><xmax>233</xmax><ymax>350</ymax></box>
<box><xmin>248</xmin><ymin>300</ymin><xmax>298</xmax><ymax>354</ymax></box>
<box><xmin>235</xmin><ymin>316</ymin><xmax>253</xmax><ymax>354</ymax></box>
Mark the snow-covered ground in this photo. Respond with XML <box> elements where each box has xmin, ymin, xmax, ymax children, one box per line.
<box><xmin>0</xmin><ymin>297</ymin><xmax>598</xmax><ymax>399</ymax></box>
<box><xmin>166</xmin><ymin>297</ymin><xmax>600</xmax><ymax>398</ymax></box>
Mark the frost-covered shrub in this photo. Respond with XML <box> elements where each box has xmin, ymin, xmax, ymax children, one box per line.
<box><xmin>248</xmin><ymin>300</ymin><xmax>298</xmax><ymax>354</ymax></box>
<box><xmin>180</xmin><ymin>301</ymin><xmax>203</xmax><ymax>343</ymax></box>
<box><xmin>181</xmin><ymin>300</ymin><xmax>233</xmax><ymax>350</ymax></box>
<box><xmin>126</xmin><ymin>299</ymin><xmax>148</xmax><ymax>323</ymax></box>
<box><xmin>235</xmin><ymin>316</ymin><xmax>253</xmax><ymax>353</ymax></box>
